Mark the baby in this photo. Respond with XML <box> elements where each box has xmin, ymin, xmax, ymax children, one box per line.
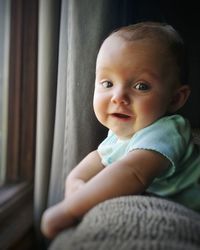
<box><xmin>41</xmin><ymin>21</ymin><xmax>200</xmax><ymax>239</ymax></box>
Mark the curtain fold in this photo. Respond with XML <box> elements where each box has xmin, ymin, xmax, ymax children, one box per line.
<box><xmin>34</xmin><ymin>0</ymin><xmax>60</xmax><ymax>236</ymax></box>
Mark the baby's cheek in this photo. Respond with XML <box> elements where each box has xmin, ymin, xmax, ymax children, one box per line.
<box><xmin>93</xmin><ymin>101</ymin><xmax>107</xmax><ymax>124</ymax></box>
<box><xmin>137</xmin><ymin>101</ymin><xmax>164</xmax><ymax>121</ymax></box>
<box><xmin>138</xmin><ymin>102</ymin><xmax>154</xmax><ymax>114</ymax></box>
<box><xmin>93</xmin><ymin>97</ymin><xmax>102</xmax><ymax>113</ymax></box>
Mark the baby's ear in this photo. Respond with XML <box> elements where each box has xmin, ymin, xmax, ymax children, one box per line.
<box><xmin>168</xmin><ymin>85</ymin><xmax>191</xmax><ymax>113</ymax></box>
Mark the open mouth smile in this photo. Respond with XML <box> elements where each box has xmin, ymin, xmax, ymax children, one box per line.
<box><xmin>111</xmin><ymin>113</ymin><xmax>132</xmax><ymax>121</ymax></box>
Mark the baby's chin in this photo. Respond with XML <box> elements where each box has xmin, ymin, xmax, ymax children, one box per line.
<box><xmin>112</xmin><ymin>123</ymin><xmax>153</xmax><ymax>139</ymax></box>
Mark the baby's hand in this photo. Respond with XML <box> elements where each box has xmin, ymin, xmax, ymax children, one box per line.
<box><xmin>41</xmin><ymin>200</ymin><xmax>79</xmax><ymax>239</ymax></box>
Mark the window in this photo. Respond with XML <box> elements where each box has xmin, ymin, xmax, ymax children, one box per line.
<box><xmin>0</xmin><ymin>0</ymin><xmax>10</xmax><ymax>185</ymax></box>
<box><xmin>6</xmin><ymin>0</ymin><xmax>38</xmax><ymax>183</ymax></box>
<box><xmin>0</xmin><ymin>0</ymin><xmax>38</xmax><ymax>248</ymax></box>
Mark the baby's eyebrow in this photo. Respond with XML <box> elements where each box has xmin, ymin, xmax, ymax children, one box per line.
<box><xmin>140</xmin><ymin>69</ymin><xmax>161</xmax><ymax>82</ymax></box>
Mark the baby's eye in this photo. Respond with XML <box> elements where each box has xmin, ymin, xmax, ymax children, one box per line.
<box><xmin>101</xmin><ymin>81</ymin><xmax>113</xmax><ymax>88</ymax></box>
<box><xmin>134</xmin><ymin>82</ymin><xmax>150</xmax><ymax>91</ymax></box>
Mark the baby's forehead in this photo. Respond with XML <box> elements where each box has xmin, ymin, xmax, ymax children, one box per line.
<box><xmin>99</xmin><ymin>34</ymin><xmax>170</xmax><ymax>61</ymax></box>
<box><xmin>101</xmin><ymin>34</ymin><xmax>167</xmax><ymax>57</ymax></box>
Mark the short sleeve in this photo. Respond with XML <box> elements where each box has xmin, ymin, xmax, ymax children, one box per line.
<box><xmin>127</xmin><ymin>115</ymin><xmax>191</xmax><ymax>179</ymax></box>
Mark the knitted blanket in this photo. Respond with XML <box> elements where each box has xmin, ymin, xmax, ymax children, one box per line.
<box><xmin>49</xmin><ymin>195</ymin><xmax>200</xmax><ymax>250</ymax></box>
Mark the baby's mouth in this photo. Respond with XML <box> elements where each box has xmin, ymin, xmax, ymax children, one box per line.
<box><xmin>111</xmin><ymin>113</ymin><xmax>131</xmax><ymax>120</ymax></box>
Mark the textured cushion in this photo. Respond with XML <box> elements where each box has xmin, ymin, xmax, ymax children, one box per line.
<box><xmin>49</xmin><ymin>195</ymin><xmax>200</xmax><ymax>250</ymax></box>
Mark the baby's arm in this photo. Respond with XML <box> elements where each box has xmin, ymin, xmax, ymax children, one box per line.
<box><xmin>65</xmin><ymin>150</ymin><xmax>104</xmax><ymax>197</ymax></box>
<box><xmin>41</xmin><ymin>149</ymin><xmax>169</xmax><ymax>239</ymax></box>
<box><xmin>41</xmin><ymin>150</ymin><xmax>104</xmax><ymax>238</ymax></box>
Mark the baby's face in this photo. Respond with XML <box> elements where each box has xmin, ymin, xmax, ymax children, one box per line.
<box><xmin>93</xmin><ymin>35</ymin><xmax>179</xmax><ymax>139</ymax></box>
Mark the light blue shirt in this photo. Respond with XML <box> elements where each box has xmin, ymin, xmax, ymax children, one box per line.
<box><xmin>97</xmin><ymin>115</ymin><xmax>200</xmax><ymax>211</ymax></box>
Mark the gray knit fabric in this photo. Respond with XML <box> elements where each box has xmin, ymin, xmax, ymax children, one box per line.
<box><xmin>49</xmin><ymin>196</ymin><xmax>200</xmax><ymax>250</ymax></box>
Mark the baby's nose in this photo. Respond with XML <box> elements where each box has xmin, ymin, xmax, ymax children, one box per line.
<box><xmin>111</xmin><ymin>89</ymin><xmax>130</xmax><ymax>105</ymax></box>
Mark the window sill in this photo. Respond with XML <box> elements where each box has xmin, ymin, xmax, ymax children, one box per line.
<box><xmin>0</xmin><ymin>182</ymin><xmax>34</xmax><ymax>249</ymax></box>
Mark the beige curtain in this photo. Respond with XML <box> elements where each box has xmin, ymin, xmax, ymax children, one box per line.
<box><xmin>34</xmin><ymin>0</ymin><xmax>60</xmax><ymax>239</ymax></box>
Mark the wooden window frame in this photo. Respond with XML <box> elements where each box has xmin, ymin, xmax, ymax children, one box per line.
<box><xmin>0</xmin><ymin>0</ymin><xmax>38</xmax><ymax>249</ymax></box>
